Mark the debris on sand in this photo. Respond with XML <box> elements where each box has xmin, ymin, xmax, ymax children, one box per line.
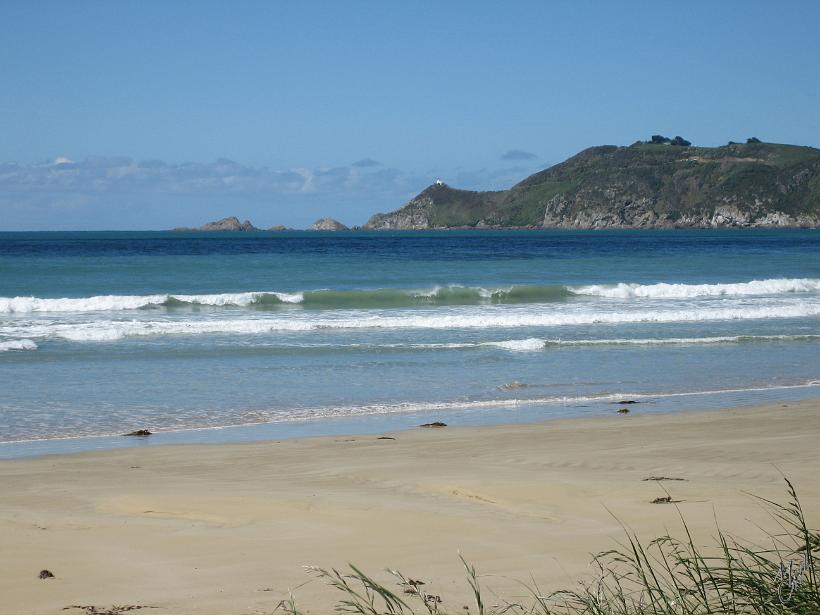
<box><xmin>643</xmin><ymin>476</ymin><xmax>687</xmax><ymax>482</ymax></box>
<box><xmin>38</xmin><ymin>569</ymin><xmax>54</xmax><ymax>579</ymax></box>
<box><xmin>617</xmin><ymin>408</ymin><xmax>631</xmax><ymax>414</ymax></box>
<box><xmin>650</xmin><ymin>496</ymin><xmax>682</xmax><ymax>504</ymax></box>
<box><xmin>377</xmin><ymin>436</ymin><xmax>396</xmax><ymax>440</ymax></box>
<box><xmin>63</xmin><ymin>605</ymin><xmax>156</xmax><ymax>614</ymax></box>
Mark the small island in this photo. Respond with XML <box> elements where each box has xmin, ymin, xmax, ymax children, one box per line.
<box><xmin>173</xmin><ymin>216</ymin><xmax>259</xmax><ymax>232</ymax></box>
<box><xmin>310</xmin><ymin>218</ymin><xmax>349</xmax><ymax>231</ymax></box>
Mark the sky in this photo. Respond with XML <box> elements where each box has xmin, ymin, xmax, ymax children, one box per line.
<box><xmin>1</xmin><ymin>1</ymin><xmax>819</xmax><ymax>230</ymax></box>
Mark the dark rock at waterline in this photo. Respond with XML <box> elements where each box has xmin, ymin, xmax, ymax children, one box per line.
<box><xmin>617</xmin><ymin>408</ymin><xmax>631</xmax><ymax>414</ymax></box>
<box><xmin>377</xmin><ymin>436</ymin><xmax>396</xmax><ymax>440</ymax></box>
<box><xmin>420</xmin><ymin>421</ymin><xmax>447</xmax><ymax>428</ymax></box>
<box><xmin>615</xmin><ymin>400</ymin><xmax>639</xmax><ymax>404</ymax></box>
<box><xmin>643</xmin><ymin>476</ymin><xmax>687</xmax><ymax>482</ymax></box>
<box><xmin>124</xmin><ymin>429</ymin><xmax>152</xmax><ymax>437</ymax></box>
<box><xmin>38</xmin><ymin>569</ymin><xmax>54</xmax><ymax>579</ymax></box>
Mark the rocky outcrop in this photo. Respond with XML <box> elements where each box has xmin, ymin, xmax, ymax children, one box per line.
<box><xmin>364</xmin><ymin>183</ymin><xmax>504</xmax><ymax>230</ymax></box>
<box><xmin>174</xmin><ymin>216</ymin><xmax>258</xmax><ymax>232</ymax></box>
<box><xmin>310</xmin><ymin>218</ymin><xmax>349</xmax><ymax>231</ymax></box>
<box><xmin>268</xmin><ymin>225</ymin><xmax>289</xmax><ymax>231</ymax></box>
<box><xmin>365</xmin><ymin>197</ymin><xmax>434</xmax><ymax>230</ymax></box>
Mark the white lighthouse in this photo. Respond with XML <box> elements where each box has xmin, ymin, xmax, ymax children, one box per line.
<box><xmin>434</xmin><ymin>178</ymin><xmax>444</xmax><ymax>186</ymax></box>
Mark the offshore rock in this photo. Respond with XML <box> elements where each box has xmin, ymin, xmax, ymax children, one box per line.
<box><xmin>310</xmin><ymin>218</ymin><xmax>349</xmax><ymax>231</ymax></box>
<box><xmin>174</xmin><ymin>216</ymin><xmax>259</xmax><ymax>232</ymax></box>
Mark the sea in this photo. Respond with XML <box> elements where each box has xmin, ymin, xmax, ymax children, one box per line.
<box><xmin>1</xmin><ymin>229</ymin><xmax>818</xmax><ymax>459</ymax></box>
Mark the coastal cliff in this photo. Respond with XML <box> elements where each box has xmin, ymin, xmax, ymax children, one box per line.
<box><xmin>365</xmin><ymin>140</ymin><xmax>820</xmax><ymax>229</ymax></box>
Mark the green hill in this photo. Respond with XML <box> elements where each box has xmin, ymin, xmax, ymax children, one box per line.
<box><xmin>364</xmin><ymin>140</ymin><xmax>820</xmax><ymax>229</ymax></box>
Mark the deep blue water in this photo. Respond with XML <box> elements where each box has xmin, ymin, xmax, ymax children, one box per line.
<box><xmin>1</xmin><ymin>229</ymin><xmax>818</xmax><ymax>458</ymax></box>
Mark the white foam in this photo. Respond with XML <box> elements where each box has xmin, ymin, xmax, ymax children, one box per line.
<box><xmin>7</xmin><ymin>381</ymin><xmax>820</xmax><ymax>445</ymax></box>
<box><xmin>171</xmin><ymin>292</ymin><xmax>258</xmax><ymax>306</ymax></box>
<box><xmin>416</xmin><ymin>334</ymin><xmax>820</xmax><ymax>351</ymax></box>
<box><xmin>21</xmin><ymin>300</ymin><xmax>819</xmax><ymax>342</ymax></box>
<box><xmin>484</xmin><ymin>338</ymin><xmax>546</xmax><ymax>352</ymax></box>
<box><xmin>56</xmin><ymin>328</ymin><xmax>127</xmax><ymax>342</ymax></box>
<box><xmin>272</xmin><ymin>292</ymin><xmax>305</xmax><ymax>304</ymax></box>
<box><xmin>0</xmin><ymin>295</ymin><xmax>169</xmax><ymax>313</ymax></box>
<box><xmin>0</xmin><ymin>339</ymin><xmax>37</xmax><ymax>352</ymax></box>
<box><xmin>4</xmin><ymin>278</ymin><xmax>816</xmax><ymax>314</ymax></box>
<box><xmin>543</xmin><ymin>334</ymin><xmax>820</xmax><ymax>346</ymax></box>
<box><xmin>0</xmin><ymin>291</ymin><xmax>306</xmax><ymax>313</ymax></box>
<box><xmin>570</xmin><ymin>278</ymin><xmax>820</xmax><ymax>299</ymax></box>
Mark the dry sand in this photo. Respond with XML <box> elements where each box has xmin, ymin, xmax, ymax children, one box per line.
<box><xmin>1</xmin><ymin>399</ymin><xmax>818</xmax><ymax>614</ymax></box>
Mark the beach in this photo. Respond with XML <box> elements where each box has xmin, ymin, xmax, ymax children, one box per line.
<box><xmin>2</xmin><ymin>398</ymin><xmax>818</xmax><ymax>614</ymax></box>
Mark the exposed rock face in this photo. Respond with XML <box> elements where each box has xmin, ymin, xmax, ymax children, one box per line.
<box><xmin>268</xmin><ymin>225</ymin><xmax>289</xmax><ymax>231</ymax></box>
<box><xmin>541</xmin><ymin>196</ymin><xmax>820</xmax><ymax>229</ymax></box>
<box><xmin>365</xmin><ymin>197</ymin><xmax>433</xmax><ymax>230</ymax></box>
<box><xmin>174</xmin><ymin>216</ymin><xmax>258</xmax><ymax>232</ymax></box>
<box><xmin>310</xmin><ymin>218</ymin><xmax>349</xmax><ymax>231</ymax></box>
<box><xmin>363</xmin><ymin>141</ymin><xmax>820</xmax><ymax>229</ymax></box>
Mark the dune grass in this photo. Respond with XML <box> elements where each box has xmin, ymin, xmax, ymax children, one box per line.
<box><xmin>276</xmin><ymin>479</ymin><xmax>818</xmax><ymax>615</ymax></box>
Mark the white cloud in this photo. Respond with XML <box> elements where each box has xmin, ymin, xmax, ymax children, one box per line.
<box><xmin>0</xmin><ymin>155</ymin><xmax>546</xmax><ymax>229</ymax></box>
<box><xmin>0</xmin><ymin>156</ymin><xmax>421</xmax><ymax>198</ymax></box>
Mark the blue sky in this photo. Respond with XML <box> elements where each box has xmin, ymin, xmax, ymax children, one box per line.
<box><xmin>1</xmin><ymin>1</ymin><xmax>819</xmax><ymax>230</ymax></box>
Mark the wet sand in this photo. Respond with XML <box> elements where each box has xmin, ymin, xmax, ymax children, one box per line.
<box><xmin>1</xmin><ymin>398</ymin><xmax>818</xmax><ymax>614</ymax></box>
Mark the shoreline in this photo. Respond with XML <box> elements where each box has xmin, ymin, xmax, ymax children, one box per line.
<box><xmin>2</xmin><ymin>382</ymin><xmax>819</xmax><ymax>460</ymax></box>
<box><xmin>2</xmin><ymin>398</ymin><xmax>819</xmax><ymax>614</ymax></box>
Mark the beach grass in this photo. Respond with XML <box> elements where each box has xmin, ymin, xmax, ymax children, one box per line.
<box><xmin>278</xmin><ymin>479</ymin><xmax>818</xmax><ymax>615</ymax></box>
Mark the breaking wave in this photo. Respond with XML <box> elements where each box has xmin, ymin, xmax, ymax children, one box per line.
<box><xmin>15</xmin><ymin>303</ymin><xmax>820</xmax><ymax>342</ymax></box>
<box><xmin>0</xmin><ymin>286</ymin><xmax>571</xmax><ymax>313</ymax></box>
<box><xmin>3</xmin><ymin>278</ymin><xmax>816</xmax><ymax>314</ymax></box>
<box><xmin>570</xmin><ymin>278</ymin><xmax>820</xmax><ymax>299</ymax></box>
<box><xmin>0</xmin><ymin>339</ymin><xmax>37</xmax><ymax>352</ymax></box>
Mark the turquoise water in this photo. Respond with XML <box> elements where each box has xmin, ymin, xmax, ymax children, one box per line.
<box><xmin>1</xmin><ymin>230</ymin><xmax>818</xmax><ymax>458</ymax></box>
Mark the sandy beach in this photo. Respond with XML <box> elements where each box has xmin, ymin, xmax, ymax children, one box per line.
<box><xmin>1</xmin><ymin>399</ymin><xmax>819</xmax><ymax>614</ymax></box>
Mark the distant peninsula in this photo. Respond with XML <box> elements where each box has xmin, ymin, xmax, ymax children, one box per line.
<box><xmin>364</xmin><ymin>138</ymin><xmax>820</xmax><ymax>229</ymax></box>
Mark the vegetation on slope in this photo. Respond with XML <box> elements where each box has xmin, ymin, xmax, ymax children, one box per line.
<box><xmin>365</xmin><ymin>140</ymin><xmax>820</xmax><ymax>229</ymax></box>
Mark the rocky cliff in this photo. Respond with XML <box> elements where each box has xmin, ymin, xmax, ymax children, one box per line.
<box><xmin>364</xmin><ymin>141</ymin><xmax>820</xmax><ymax>229</ymax></box>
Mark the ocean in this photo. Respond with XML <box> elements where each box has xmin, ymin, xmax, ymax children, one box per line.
<box><xmin>1</xmin><ymin>229</ymin><xmax>818</xmax><ymax>458</ymax></box>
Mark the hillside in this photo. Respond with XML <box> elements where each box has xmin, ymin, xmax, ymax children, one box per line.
<box><xmin>364</xmin><ymin>140</ymin><xmax>820</xmax><ymax>229</ymax></box>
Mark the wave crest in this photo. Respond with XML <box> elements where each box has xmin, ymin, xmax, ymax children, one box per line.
<box><xmin>1</xmin><ymin>278</ymin><xmax>817</xmax><ymax>314</ymax></box>
<box><xmin>0</xmin><ymin>339</ymin><xmax>38</xmax><ymax>352</ymax></box>
<box><xmin>0</xmin><ymin>285</ymin><xmax>571</xmax><ymax>313</ymax></box>
<box><xmin>570</xmin><ymin>278</ymin><xmax>820</xmax><ymax>299</ymax></box>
